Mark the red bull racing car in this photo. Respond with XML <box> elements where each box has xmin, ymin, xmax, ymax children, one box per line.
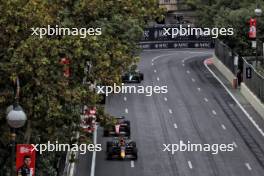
<box><xmin>106</xmin><ymin>137</ymin><xmax>138</xmax><ymax>160</ymax></box>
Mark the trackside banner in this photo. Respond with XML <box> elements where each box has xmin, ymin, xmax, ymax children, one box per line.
<box><xmin>249</xmin><ymin>18</ymin><xmax>256</xmax><ymax>39</ymax></box>
<box><xmin>140</xmin><ymin>25</ymin><xmax>215</xmax><ymax>49</ymax></box>
<box><xmin>139</xmin><ymin>41</ymin><xmax>214</xmax><ymax>49</ymax></box>
<box><xmin>16</xmin><ymin>144</ymin><xmax>36</xmax><ymax>176</ymax></box>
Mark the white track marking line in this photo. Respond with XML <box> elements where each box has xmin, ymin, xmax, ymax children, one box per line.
<box><xmin>151</xmin><ymin>51</ymin><xmax>213</xmax><ymax>64</ymax></box>
<box><xmin>197</xmin><ymin>87</ymin><xmax>201</xmax><ymax>92</ymax></box>
<box><xmin>182</xmin><ymin>63</ymin><xmax>185</xmax><ymax>67</ymax></box>
<box><xmin>188</xmin><ymin>161</ymin><xmax>193</xmax><ymax>169</ymax></box>
<box><xmin>154</xmin><ymin>69</ymin><xmax>157</xmax><ymax>73</ymax></box>
<box><xmin>124</xmin><ymin>97</ymin><xmax>127</xmax><ymax>101</ymax></box>
<box><xmin>169</xmin><ymin>109</ymin><xmax>173</xmax><ymax>114</ymax></box>
<box><xmin>212</xmin><ymin>110</ymin><xmax>217</xmax><ymax>115</ymax></box>
<box><xmin>186</xmin><ymin>70</ymin><xmax>190</xmax><ymax>74</ymax></box>
<box><xmin>125</xmin><ymin>108</ymin><xmax>128</xmax><ymax>114</ymax></box>
<box><xmin>145</xmin><ymin>49</ymin><xmax>213</xmax><ymax>54</ymax></box>
<box><xmin>204</xmin><ymin>98</ymin><xmax>209</xmax><ymax>102</ymax></box>
<box><xmin>204</xmin><ymin>59</ymin><xmax>264</xmax><ymax>137</ymax></box>
<box><xmin>245</xmin><ymin>163</ymin><xmax>252</xmax><ymax>171</ymax></box>
<box><xmin>90</xmin><ymin>125</ymin><xmax>97</xmax><ymax>176</ymax></box>
<box><xmin>131</xmin><ymin>161</ymin><xmax>135</xmax><ymax>168</ymax></box>
<box><xmin>157</xmin><ymin>77</ymin><xmax>160</xmax><ymax>81</ymax></box>
<box><xmin>152</xmin><ymin>62</ymin><xmax>154</xmax><ymax>66</ymax></box>
<box><xmin>221</xmin><ymin>124</ymin><xmax>226</xmax><ymax>130</ymax></box>
<box><xmin>191</xmin><ymin>78</ymin><xmax>196</xmax><ymax>82</ymax></box>
<box><xmin>233</xmin><ymin>141</ymin><xmax>238</xmax><ymax>148</ymax></box>
<box><xmin>164</xmin><ymin>97</ymin><xmax>168</xmax><ymax>101</ymax></box>
<box><xmin>174</xmin><ymin>123</ymin><xmax>178</xmax><ymax>128</ymax></box>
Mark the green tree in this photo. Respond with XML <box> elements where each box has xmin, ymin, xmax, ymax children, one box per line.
<box><xmin>191</xmin><ymin>0</ymin><xmax>264</xmax><ymax>56</ymax></box>
<box><xmin>0</xmin><ymin>0</ymin><xmax>162</xmax><ymax>174</ymax></box>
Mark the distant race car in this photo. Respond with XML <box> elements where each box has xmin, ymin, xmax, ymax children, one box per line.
<box><xmin>104</xmin><ymin>116</ymin><xmax>131</xmax><ymax>137</ymax></box>
<box><xmin>122</xmin><ymin>71</ymin><xmax>144</xmax><ymax>83</ymax></box>
<box><xmin>106</xmin><ymin>137</ymin><xmax>138</xmax><ymax>160</ymax></box>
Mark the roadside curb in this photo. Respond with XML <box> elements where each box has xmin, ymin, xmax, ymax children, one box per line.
<box><xmin>240</xmin><ymin>83</ymin><xmax>264</xmax><ymax>120</ymax></box>
<box><xmin>211</xmin><ymin>54</ymin><xmax>264</xmax><ymax>121</ymax></box>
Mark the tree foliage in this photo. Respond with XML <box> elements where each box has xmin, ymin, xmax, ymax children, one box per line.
<box><xmin>192</xmin><ymin>0</ymin><xmax>264</xmax><ymax>56</ymax></box>
<box><xmin>0</xmin><ymin>0</ymin><xmax>162</xmax><ymax>174</ymax></box>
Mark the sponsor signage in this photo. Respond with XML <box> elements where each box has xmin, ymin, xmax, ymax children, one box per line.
<box><xmin>140</xmin><ymin>26</ymin><xmax>214</xmax><ymax>49</ymax></box>
<box><xmin>246</xmin><ymin>67</ymin><xmax>252</xmax><ymax>79</ymax></box>
<box><xmin>16</xmin><ymin>144</ymin><xmax>36</xmax><ymax>176</ymax></box>
<box><xmin>141</xmin><ymin>27</ymin><xmax>213</xmax><ymax>42</ymax></box>
<box><xmin>139</xmin><ymin>42</ymin><xmax>214</xmax><ymax>49</ymax></box>
<box><xmin>234</xmin><ymin>56</ymin><xmax>239</xmax><ymax>66</ymax></box>
<box><xmin>249</xmin><ymin>18</ymin><xmax>256</xmax><ymax>39</ymax></box>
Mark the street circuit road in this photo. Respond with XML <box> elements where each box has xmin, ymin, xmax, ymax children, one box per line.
<box><xmin>82</xmin><ymin>49</ymin><xmax>264</xmax><ymax>176</ymax></box>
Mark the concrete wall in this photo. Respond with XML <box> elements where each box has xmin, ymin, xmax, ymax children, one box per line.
<box><xmin>241</xmin><ymin>83</ymin><xmax>264</xmax><ymax>119</ymax></box>
<box><xmin>212</xmin><ymin>54</ymin><xmax>236</xmax><ymax>84</ymax></box>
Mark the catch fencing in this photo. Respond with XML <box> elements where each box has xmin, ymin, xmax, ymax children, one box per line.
<box><xmin>242</xmin><ymin>58</ymin><xmax>264</xmax><ymax>103</ymax></box>
<box><xmin>215</xmin><ymin>39</ymin><xmax>264</xmax><ymax>103</ymax></box>
<box><xmin>214</xmin><ymin>40</ymin><xmax>237</xmax><ymax>74</ymax></box>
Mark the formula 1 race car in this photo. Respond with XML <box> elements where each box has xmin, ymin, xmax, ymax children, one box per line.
<box><xmin>103</xmin><ymin>116</ymin><xmax>131</xmax><ymax>137</ymax></box>
<box><xmin>122</xmin><ymin>71</ymin><xmax>144</xmax><ymax>83</ymax></box>
<box><xmin>106</xmin><ymin>137</ymin><xmax>138</xmax><ymax>160</ymax></box>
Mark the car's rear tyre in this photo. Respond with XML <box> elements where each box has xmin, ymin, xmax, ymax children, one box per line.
<box><xmin>106</xmin><ymin>153</ymin><xmax>113</xmax><ymax>160</ymax></box>
<box><xmin>125</xmin><ymin>121</ymin><xmax>130</xmax><ymax>127</ymax></box>
<box><xmin>127</xmin><ymin>125</ymin><xmax>131</xmax><ymax>134</ymax></box>
<box><xmin>106</xmin><ymin>142</ymin><xmax>112</xmax><ymax>152</ymax></box>
<box><xmin>103</xmin><ymin>130</ymin><xmax>109</xmax><ymax>137</ymax></box>
<box><xmin>132</xmin><ymin>148</ymin><xmax>138</xmax><ymax>160</ymax></box>
<box><xmin>125</xmin><ymin>128</ymin><xmax>131</xmax><ymax>137</ymax></box>
<box><xmin>106</xmin><ymin>147</ymin><xmax>113</xmax><ymax>160</ymax></box>
<box><xmin>130</xmin><ymin>141</ymin><xmax>136</xmax><ymax>147</ymax></box>
<box><xmin>140</xmin><ymin>73</ymin><xmax>144</xmax><ymax>81</ymax></box>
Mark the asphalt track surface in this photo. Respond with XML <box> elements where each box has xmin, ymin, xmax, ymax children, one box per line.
<box><xmin>77</xmin><ymin>49</ymin><xmax>264</xmax><ymax>176</ymax></box>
